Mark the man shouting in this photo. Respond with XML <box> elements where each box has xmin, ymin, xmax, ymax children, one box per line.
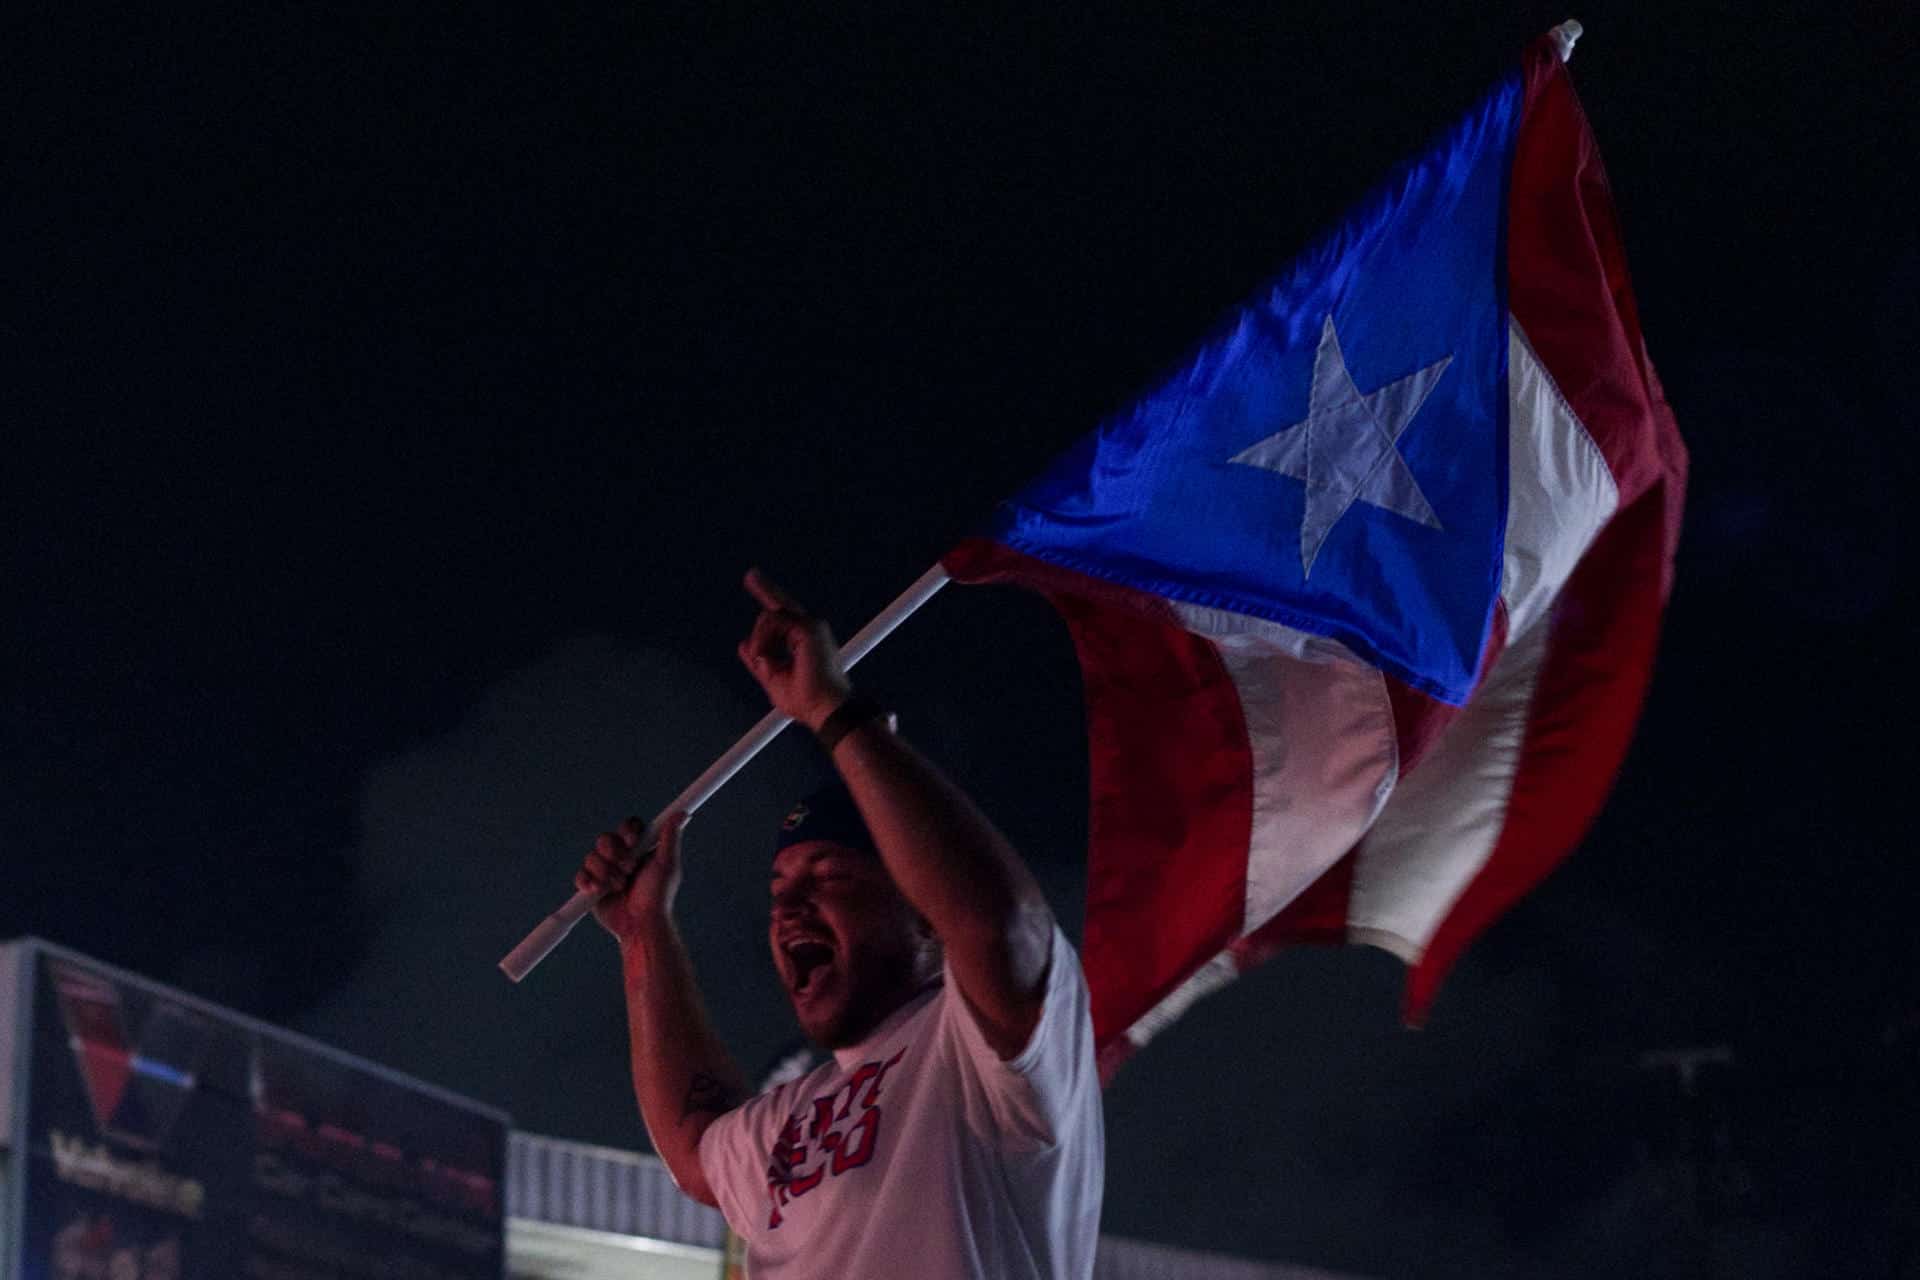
<box><xmin>575</xmin><ymin>569</ymin><xmax>1104</xmax><ymax>1278</ymax></box>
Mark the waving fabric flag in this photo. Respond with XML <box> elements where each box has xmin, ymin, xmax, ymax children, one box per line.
<box><xmin>942</xmin><ymin>29</ymin><xmax>1687</xmax><ymax>1079</ymax></box>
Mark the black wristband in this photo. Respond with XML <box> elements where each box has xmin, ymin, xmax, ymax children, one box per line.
<box><xmin>815</xmin><ymin>691</ymin><xmax>887</xmax><ymax>754</ymax></box>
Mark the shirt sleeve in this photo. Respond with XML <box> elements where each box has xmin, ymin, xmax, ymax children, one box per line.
<box><xmin>939</xmin><ymin>923</ymin><xmax>1099</xmax><ymax>1153</ymax></box>
<box><xmin>696</xmin><ymin>1083</ymin><xmax>791</xmax><ymax>1238</ymax></box>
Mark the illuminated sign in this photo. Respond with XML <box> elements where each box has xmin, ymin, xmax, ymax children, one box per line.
<box><xmin>3</xmin><ymin>940</ymin><xmax>508</xmax><ymax>1280</ymax></box>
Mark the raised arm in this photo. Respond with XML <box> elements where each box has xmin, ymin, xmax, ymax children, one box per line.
<box><xmin>575</xmin><ymin>813</ymin><xmax>749</xmax><ymax>1205</ymax></box>
<box><xmin>738</xmin><ymin>569</ymin><xmax>1055</xmax><ymax>1059</ymax></box>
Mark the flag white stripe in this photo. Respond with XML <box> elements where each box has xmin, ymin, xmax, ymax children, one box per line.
<box><xmin>1221</xmin><ymin>646</ymin><xmax>1398</xmax><ymax>936</ymax></box>
<box><xmin>1168</xmin><ymin>606</ymin><xmax>1399</xmax><ymax>937</ymax></box>
<box><xmin>1344</xmin><ymin>321</ymin><xmax>1618</xmax><ymax>955</ymax></box>
<box><xmin>1500</xmin><ymin>319</ymin><xmax>1619</xmax><ymax>641</ymax></box>
<box><xmin>1344</xmin><ymin>613</ymin><xmax>1551</xmax><ymax>953</ymax></box>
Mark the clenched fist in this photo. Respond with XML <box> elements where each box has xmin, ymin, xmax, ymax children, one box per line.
<box><xmin>736</xmin><ymin>568</ymin><xmax>853</xmax><ymax>732</ymax></box>
<box><xmin>575</xmin><ymin>812</ymin><xmax>687</xmax><ymax>941</ymax></box>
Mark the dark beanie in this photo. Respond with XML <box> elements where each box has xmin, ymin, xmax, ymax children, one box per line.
<box><xmin>773</xmin><ymin>781</ymin><xmax>878</xmax><ymax>861</ymax></box>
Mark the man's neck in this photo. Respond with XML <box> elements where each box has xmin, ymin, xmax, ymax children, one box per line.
<box><xmin>826</xmin><ymin>975</ymin><xmax>943</xmax><ymax>1061</ymax></box>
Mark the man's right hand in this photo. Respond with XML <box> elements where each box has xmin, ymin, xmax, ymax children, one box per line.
<box><xmin>583</xmin><ymin>806</ymin><xmax>742</xmax><ymax>1210</ymax></box>
<box><xmin>575</xmin><ymin>812</ymin><xmax>687</xmax><ymax>942</ymax></box>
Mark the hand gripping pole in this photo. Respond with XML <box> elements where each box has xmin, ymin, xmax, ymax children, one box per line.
<box><xmin>498</xmin><ymin>564</ymin><xmax>952</xmax><ymax>982</ymax></box>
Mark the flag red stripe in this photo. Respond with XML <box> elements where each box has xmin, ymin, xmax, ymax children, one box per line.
<box><xmin>1507</xmin><ymin>40</ymin><xmax>1683</xmax><ymax>513</ymax></box>
<box><xmin>1404</xmin><ymin>483</ymin><xmax>1672</xmax><ymax>1021</ymax></box>
<box><xmin>944</xmin><ymin>538</ymin><xmax>1256</xmax><ymax>1052</ymax></box>
<box><xmin>1400</xmin><ymin>40</ymin><xmax>1688</xmax><ymax>1022</ymax></box>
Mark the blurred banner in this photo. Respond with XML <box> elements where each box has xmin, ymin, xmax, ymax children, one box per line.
<box><xmin>3</xmin><ymin>939</ymin><xmax>508</xmax><ymax>1280</ymax></box>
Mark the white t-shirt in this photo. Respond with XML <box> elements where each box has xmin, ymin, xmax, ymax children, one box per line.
<box><xmin>698</xmin><ymin>924</ymin><xmax>1104</xmax><ymax>1279</ymax></box>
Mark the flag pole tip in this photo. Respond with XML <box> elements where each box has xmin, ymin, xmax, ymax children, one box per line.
<box><xmin>1549</xmin><ymin>19</ymin><xmax>1583</xmax><ymax>62</ymax></box>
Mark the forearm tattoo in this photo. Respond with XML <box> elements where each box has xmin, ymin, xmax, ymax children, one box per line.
<box><xmin>681</xmin><ymin>1071</ymin><xmax>741</xmax><ymax>1121</ymax></box>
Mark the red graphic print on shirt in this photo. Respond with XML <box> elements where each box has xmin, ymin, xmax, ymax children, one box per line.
<box><xmin>765</xmin><ymin>1048</ymin><xmax>906</xmax><ymax>1228</ymax></box>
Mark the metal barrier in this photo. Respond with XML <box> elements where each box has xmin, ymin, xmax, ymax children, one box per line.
<box><xmin>507</xmin><ymin>1130</ymin><xmax>1368</xmax><ymax>1279</ymax></box>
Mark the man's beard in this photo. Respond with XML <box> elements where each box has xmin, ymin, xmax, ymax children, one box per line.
<box><xmin>798</xmin><ymin>948</ymin><xmax>934</xmax><ymax>1049</ymax></box>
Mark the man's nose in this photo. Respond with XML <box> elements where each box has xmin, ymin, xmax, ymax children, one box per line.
<box><xmin>771</xmin><ymin>885</ymin><xmax>816</xmax><ymax>920</ymax></box>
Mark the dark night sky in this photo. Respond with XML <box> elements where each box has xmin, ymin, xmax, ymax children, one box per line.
<box><xmin>7</xmin><ymin>3</ymin><xmax>1917</xmax><ymax>1276</ymax></box>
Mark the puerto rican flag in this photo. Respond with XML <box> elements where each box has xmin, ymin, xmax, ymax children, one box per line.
<box><xmin>943</xmin><ymin>28</ymin><xmax>1687</xmax><ymax>1079</ymax></box>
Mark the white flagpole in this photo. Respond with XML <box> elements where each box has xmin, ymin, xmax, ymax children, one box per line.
<box><xmin>1549</xmin><ymin>19</ymin><xmax>1583</xmax><ymax>62</ymax></box>
<box><xmin>498</xmin><ymin>563</ymin><xmax>953</xmax><ymax>982</ymax></box>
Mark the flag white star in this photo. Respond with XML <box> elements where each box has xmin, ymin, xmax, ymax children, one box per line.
<box><xmin>1230</xmin><ymin>314</ymin><xmax>1452</xmax><ymax>576</ymax></box>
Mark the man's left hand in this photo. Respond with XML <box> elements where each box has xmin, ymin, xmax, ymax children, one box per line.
<box><xmin>737</xmin><ymin>568</ymin><xmax>852</xmax><ymax>731</ymax></box>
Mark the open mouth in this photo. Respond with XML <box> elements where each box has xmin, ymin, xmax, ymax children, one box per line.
<box><xmin>783</xmin><ymin>940</ymin><xmax>835</xmax><ymax>996</ymax></box>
